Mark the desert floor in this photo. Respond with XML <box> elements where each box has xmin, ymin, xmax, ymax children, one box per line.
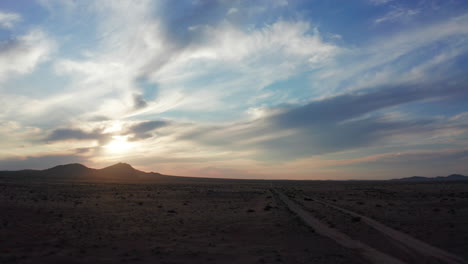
<box><xmin>1</xmin><ymin>179</ymin><xmax>467</xmax><ymax>263</ymax></box>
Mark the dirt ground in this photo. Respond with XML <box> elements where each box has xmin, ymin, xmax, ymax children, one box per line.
<box><xmin>279</xmin><ymin>181</ymin><xmax>468</xmax><ymax>261</ymax></box>
<box><xmin>1</xmin><ymin>179</ymin><xmax>467</xmax><ymax>264</ymax></box>
<box><xmin>0</xmin><ymin>180</ymin><xmax>366</xmax><ymax>264</ymax></box>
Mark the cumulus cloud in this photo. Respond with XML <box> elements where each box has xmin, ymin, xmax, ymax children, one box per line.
<box><xmin>0</xmin><ymin>29</ymin><xmax>54</xmax><ymax>83</ymax></box>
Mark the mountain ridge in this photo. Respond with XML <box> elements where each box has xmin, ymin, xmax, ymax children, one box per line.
<box><xmin>391</xmin><ymin>174</ymin><xmax>468</xmax><ymax>181</ymax></box>
<box><xmin>0</xmin><ymin>162</ymin><xmax>166</xmax><ymax>183</ymax></box>
<box><xmin>0</xmin><ymin>163</ymin><xmax>466</xmax><ymax>182</ymax></box>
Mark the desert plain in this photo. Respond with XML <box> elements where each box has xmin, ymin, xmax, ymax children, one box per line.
<box><xmin>1</xmin><ymin>165</ymin><xmax>467</xmax><ymax>264</ymax></box>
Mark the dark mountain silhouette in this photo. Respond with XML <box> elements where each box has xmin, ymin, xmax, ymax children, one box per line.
<box><xmin>43</xmin><ymin>163</ymin><xmax>96</xmax><ymax>178</ymax></box>
<box><xmin>0</xmin><ymin>162</ymin><xmax>167</xmax><ymax>183</ymax></box>
<box><xmin>392</xmin><ymin>174</ymin><xmax>468</xmax><ymax>181</ymax></box>
<box><xmin>99</xmin><ymin>162</ymin><xmax>140</xmax><ymax>177</ymax></box>
<box><xmin>437</xmin><ymin>174</ymin><xmax>467</xmax><ymax>180</ymax></box>
<box><xmin>96</xmin><ymin>162</ymin><xmax>163</xmax><ymax>181</ymax></box>
<box><xmin>1</xmin><ymin>164</ymin><xmax>466</xmax><ymax>182</ymax></box>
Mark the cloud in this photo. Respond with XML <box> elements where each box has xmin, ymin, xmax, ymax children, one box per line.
<box><xmin>1</xmin><ymin>0</ymin><xmax>467</xmax><ymax>179</ymax></box>
<box><xmin>35</xmin><ymin>1</ymin><xmax>176</xmax><ymax>120</ymax></box>
<box><xmin>125</xmin><ymin>120</ymin><xmax>170</xmax><ymax>140</ymax></box>
<box><xmin>272</xmin><ymin>79</ymin><xmax>466</xmax><ymax>129</ymax></box>
<box><xmin>334</xmin><ymin>148</ymin><xmax>468</xmax><ymax>177</ymax></box>
<box><xmin>314</xmin><ymin>13</ymin><xmax>468</xmax><ymax>97</ymax></box>
<box><xmin>253</xmin><ymin>147</ymin><xmax>468</xmax><ymax>179</ymax></box>
<box><xmin>132</xmin><ymin>94</ymin><xmax>148</xmax><ymax>110</ymax></box>
<box><xmin>187</xmin><ymin>20</ymin><xmax>337</xmax><ymax>62</ymax></box>
<box><xmin>0</xmin><ymin>29</ymin><xmax>54</xmax><ymax>83</ymax></box>
<box><xmin>0</xmin><ymin>121</ymin><xmax>43</xmax><ymax>158</ymax></box>
<box><xmin>0</xmin><ymin>154</ymin><xmax>89</xmax><ymax>170</ymax></box>
<box><xmin>190</xmin><ymin>166</ymin><xmax>261</xmax><ymax>179</ymax></box>
<box><xmin>180</xmin><ymin>79</ymin><xmax>468</xmax><ymax>160</ymax></box>
<box><xmin>142</xmin><ymin>19</ymin><xmax>340</xmax><ymax>117</ymax></box>
<box><xmin>0</xmin><ymin>11</ymin><xmax>21</xmax><ymax>29</ymax></box>
<box><xmin>368</xmin><ymin>149</ymin><xmax>468</xmax><ymax>164</ymax></box>
<box><xmin>39</xmin><ymin>0</ymin><xmax>340</xmax><ymax>121</ymax></box>
<box><xmin>369</xmin><ymin>0</ymin><xmax>394</xmax><ymax>5</ymax></box>
<box><xmin>375</xmin><ymin>6</ymin><xmax>420</xmax><ymax>24</ymax></box>
<box><xmin>1</xmin><ymin>2</ymin><xmax>340</xmax><ymax>127</ymax></box>
<box><xmin>45</xmin><ymin>128</ymin><xmax>109</xmax><ymax>143</ymax></box>
<box><xmin>227</xmin><ymin>8</ymin><xmax>238</xmax><ymax>15</ymax></box>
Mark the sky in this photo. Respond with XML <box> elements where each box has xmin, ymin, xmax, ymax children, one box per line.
<box><xmin>0</xmin><ymin>0</ymin><xmax>467</xmax><ymax>179</ymax></box>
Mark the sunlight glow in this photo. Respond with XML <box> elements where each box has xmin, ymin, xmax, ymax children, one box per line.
<box><xmin>104</xmin><ymin>136</ymin><xmax>132</xmax><ymax>154</ymax></box>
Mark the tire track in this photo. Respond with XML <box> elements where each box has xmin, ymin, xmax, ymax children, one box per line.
<box><xmin>311</xmin><ymin>197</ymin><xmax>467</xmax><ymax>264</ymax></box>
<box><xmin>272</xmin><ymin>189</ymin><xmax>406</xmax><ymax>264</ymax></box>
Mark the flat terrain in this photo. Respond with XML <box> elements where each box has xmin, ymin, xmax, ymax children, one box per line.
<box><xmin>278</xmin><ymin>181</ymin><xmax>468</xmax><ymax>263</ymax></box>
<box><xmin>1</xmin><ymin>178</ymin><xmax>467</xmax><ymax>263</ymax></box>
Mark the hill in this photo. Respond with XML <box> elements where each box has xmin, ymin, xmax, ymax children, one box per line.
<box><xmin>0</xmin><ymin>162</ymin><xmax>168</xmax><ymax>183</ymax></box>
<box><xmin>43</xmin><ymin>163</ymin><xmax>96</xmax><ymax>178</ymax></box>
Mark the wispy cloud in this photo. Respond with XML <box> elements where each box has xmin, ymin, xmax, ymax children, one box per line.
<box><xmin>0</xmin><ymin>1</ymin><xmax>467</xmax><ymax>178</ymax></box>
<box><xmin>0</xmin><ymin>29</ymin><xmax>54</xmax><ymax>83</ymax></box>
<box><xmin>315</xmin><ymin>13</ymin><xmax>468</xmax><ymax>97</ymax></box>
<box><xmin>0</xmin><ymin>10</ymin><xmax>21</xmax><ymax>29</ymax></box>
<box><xmin>375</xmin><ymin>6</ymin><xmax>420</xmax><ymax>24</ymax></box>
<box><xmin>179</xmin><ymin>78</ymin><xmax>468</xmax><ymax>160</ymax></box>
<box><xmin>369</xmin><ymin>0</ymin><xmax>395</xmax><ymax>5</ymax></box>
<box><xmin>46</xmin><ymin>6</ymin><xmax>341</xmax><ymax>121</ymax></box>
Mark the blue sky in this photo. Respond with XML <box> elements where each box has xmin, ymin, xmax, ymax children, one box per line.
<box><xmin>0</xmin><ymin>0</ymin><xmax>467</xmax><ymax>179</ymax></box>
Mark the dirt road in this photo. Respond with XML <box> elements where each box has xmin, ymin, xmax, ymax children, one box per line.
<box><xmin>273</xmin><ymin>189</ymin><xmax>467</xmax><ymax>264</ymax></box>
<box><xmin>312</xmin><ymin>197</ymin><xmax>467</xmax><ymax>264</ymax></box>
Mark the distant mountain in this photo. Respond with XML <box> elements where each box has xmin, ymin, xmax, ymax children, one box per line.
<box><xmin>0</xmin><ymin>162</ymin><xmax>167</xmax><ymax>183</ymax></box>
<box><xmin>43</xmin><ymin>163</ymin><xmax>96</xmax><ymax>178</ymax></box>
<box><xmin>2</xmin><ymin>164</ymin><xmax>467</xmax><ymax>183</ymax></box>
<box><xmin>99</xmin><ymin>162</ymin><xmax>140</xmax><ymax>176</ymax></box>
<box><xmin>96</xmin><ymin>162</ymin><xmax>160</xmax><ymax>181</ymax></box>
<box><xmin>438</xmin><ymin>174</ymin><xmax>468</xmax><ymax>180</ymax></box>
<box><xmin>392</xmin><ymin>174</ymin><xmax>468</xmax><ymax>181</ymax></box>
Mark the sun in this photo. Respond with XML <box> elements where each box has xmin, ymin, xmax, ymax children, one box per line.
<box><xmin>104</xmin><ymin>136</ymin><xmax>132</xmax><ymax>154</ymax></box>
